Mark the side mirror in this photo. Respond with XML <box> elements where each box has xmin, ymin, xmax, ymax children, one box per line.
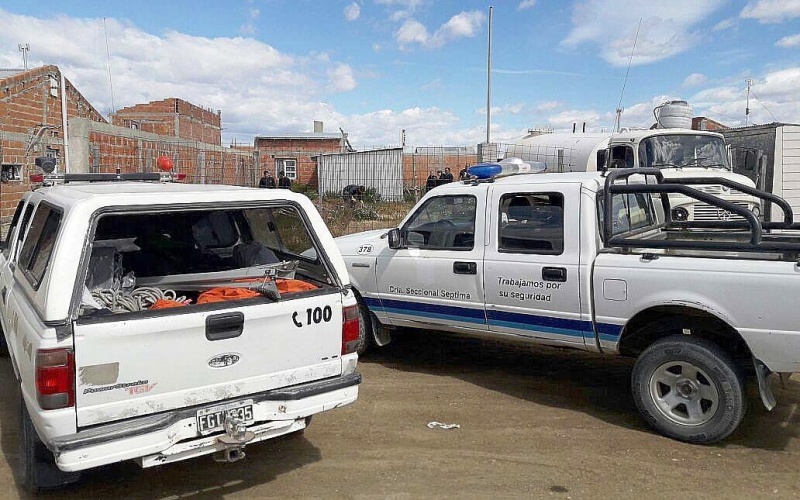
<box><xmin>387</xmin><ymin>228</ymin><xmax>402</xmax><ymax>249</ymax></box>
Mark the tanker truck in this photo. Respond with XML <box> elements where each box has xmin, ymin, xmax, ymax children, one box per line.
<box><xmin>507</xmin><ymin>103</ymin><xmax>761</xmax><ymax>222</ymax></box>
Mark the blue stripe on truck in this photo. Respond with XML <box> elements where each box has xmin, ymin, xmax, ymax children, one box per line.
<box><xmin>363</xmin><ymin>297</ymin><xmax>623</xmax><ymax>341</ymax></box>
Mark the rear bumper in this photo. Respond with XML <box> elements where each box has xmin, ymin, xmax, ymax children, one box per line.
<box><xmin>50</xmin><ymin>372</ymin><xmax>361</xmax><ymax>472</ymax></box>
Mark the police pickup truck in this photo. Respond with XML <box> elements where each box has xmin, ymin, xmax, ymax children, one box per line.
<box><xmin>0</xmin><ymin>172</ymin><xmax>361</xmax><ymax>492</ymax></box>
<box><xmin>337</xmin><ymin>166</ymin><xmax>800</xmax><ymax>444</ymax></box>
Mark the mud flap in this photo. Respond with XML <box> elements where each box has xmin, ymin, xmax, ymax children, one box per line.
<box><xmin>753</xmin><ymin>358</ymin><xmax>776</xmax><ymax>411</ymax></box>
<box><xmin>371</xmin><ymin>312</ymin><xmax>392</xmax><ymax>347</ymax></box>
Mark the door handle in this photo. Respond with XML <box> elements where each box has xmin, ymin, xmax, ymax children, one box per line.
<box><xmin>542</xmin><ymin>267</ymin><xmax>567</xmax><ymax>282</ymax></box>
<box><xmin>453</xmin><ymin>261</ymin><xmax>477</xmax><ymax>275</ymax></box>
<box><xmin>206</xmin><ymin>312</ymin><xmax>244</xmax><ymax>341</ymax></box>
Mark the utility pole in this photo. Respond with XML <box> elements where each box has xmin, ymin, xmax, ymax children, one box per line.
<box><xmin>745</xmin><ymin>78</ymin><xmax>752</xmax><ymax>127</ymax></box>
<box><xmin>18</xmin><ymin>43</ymin><xmax>29</xmax><ymax>70</ymax></box>
<box><xmin>486</xmin><ymin>6</ymin><xmax>493</xmax><ymax>144</ymax></box>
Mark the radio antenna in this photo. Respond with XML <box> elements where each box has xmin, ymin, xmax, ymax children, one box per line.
<box><xmin>614</xmin><ymin>18</ymin><xmax>642</xmax><ymax>132</ymax></box>
<box><xmin>103</xmin><ymin>18</ymin><xmax>116</xmax><ymax>114</ymax></box>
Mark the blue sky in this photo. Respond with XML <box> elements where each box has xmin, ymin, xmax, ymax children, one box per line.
<box><xmin>1</xmin><ymin>0</ymin><xmax>799</xmax><ymax>148</ymax></box>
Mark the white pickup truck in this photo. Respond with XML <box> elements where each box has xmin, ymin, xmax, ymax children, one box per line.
<box><xmin>0</xmin><ymin>173</ymin><xmax>361</xmax><ymax>492</ymax></box>
<box><xmin>337</xmin><ymin>167</ymin><xmax>800</xmax><ymax>444</ymax></box>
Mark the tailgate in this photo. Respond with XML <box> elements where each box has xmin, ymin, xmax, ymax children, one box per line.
<box><xmin>73</xmin><ymin>292</ymin><xmax>344</xmax><ymax>427</ymax></box>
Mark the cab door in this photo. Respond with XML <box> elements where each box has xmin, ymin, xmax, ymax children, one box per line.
<box><xmin>374</xmin><ymin>193</ymin><xmax>487</xmax><ymax>331</ymax></box>
<box><xmin>483</xmin><ymin>182</ymin><xmax>589</xmax><ymax>347</ymax></box>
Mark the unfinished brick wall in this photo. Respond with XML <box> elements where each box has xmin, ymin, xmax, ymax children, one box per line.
<box><xmin>111</xmin><ymin>98</ymin><xmax>222</xmax><ymax>146</ymax></box>
<box><xmin>85</xmin><ymin>128</ymin><xmax>254</xmax><ymax>185</ymax></box>
<box><xmin>0</xmin><ymin>65</ymin><xmax>107</xmax><ymax>224</ymax></box>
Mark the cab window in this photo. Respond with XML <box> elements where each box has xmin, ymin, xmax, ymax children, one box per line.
<box><xmin>609</xmin><ymin>145</ymin><xmax>634</xmax><ymax>169</ymax></box>
<box><xmin>598</xmin><ymin>192</ymin><xmax>657</xmax><ymax>237</ymax></box>
<box><xmin>403</xmin><ymin>195</ymin><xmax>476</xmax><ymax>250</ymax></box>
<box><xmin>498</xmin><ymin>193</ymin><xmax>564</xmax><ymax>255</ymax></box>
<box><xmin>18</xmin><ymin>204</ymin><xmax>63</xmax><ymax>290</ymax></box>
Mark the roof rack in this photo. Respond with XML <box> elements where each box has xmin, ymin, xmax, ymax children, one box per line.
<box><xmin>602</xmin><ymin>168</ymin><xmax>800</xmax><ymax>254</ymax></box>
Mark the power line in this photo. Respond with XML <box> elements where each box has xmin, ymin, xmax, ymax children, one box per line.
<box><xmin>749</xmin><ymin>89</ymin><xmax>777</xmax><ymax>122</ymax></box>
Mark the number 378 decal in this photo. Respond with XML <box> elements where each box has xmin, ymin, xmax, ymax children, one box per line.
<box><xmin>293</xmin><ymin>306</ymin><xmax>333</xmax><ymax>327</ymax></box>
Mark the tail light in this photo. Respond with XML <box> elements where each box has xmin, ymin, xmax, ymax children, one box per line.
<box><xmin>35</xmin><ymin>348</ymin><xmax>75</xmax><ymax>410</ymax></box>
<box><xmin>341</xmin><ymin>304</ymin><xmax>360</xmax><ymax>355</ymax></box>
<box><xmin>30</xmin><ymin>173</ymin><xmax>44</xmax><ymax>183</ymax></box>
<box><xmin>174</xmin><ymin>173</ymin><xmax>187</xmax><ymax>181</ymax></box>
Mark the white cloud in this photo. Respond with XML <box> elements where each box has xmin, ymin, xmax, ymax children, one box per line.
<box><xmin>395</xmin><ymin>19</ymin><xmax>430</xmax><ymax>47</ymax></box>
<box><xmin>327</xmin><ymin>64</ymin><xmax>357</xmax><ymax>92</ymax></box>
<box><xmin>688</xmin><ymin>68</ymin><xmax>800</xmax><ymax>125</ymax></box>
<box><xmin>0</xmin><ymin>8</ymin><xmax>363</xmax><ymax>141</ymax></box>
<box><xmin>518</xmin><ymin>0</ymin><xmax>537</xmax><ymax>10</ymax></box>
<box><xmin>240</xmin><ymin>7</ymin><xmax>260</xmax><ymax>35</ymax></box>
<box><xmin>682</xmin><ymin>73</ymin><xmax>708</xmax><ymax>87</ymax></box>
<box><xmin>712</xmin><ymin>18</ymin><xmax>737</xmax><ymax>31</ymax></box>
<box><xmin>376</xmin><ymin>0</ymin><xmax>424</xmax><ymax>22</ymax></box>
<box><xmin>740</xmin><ymin>0</ymin><xmax>800</xmax><ymax>24</ymax></box>
<box><xmin>477</xmin><ymin>103</ymin><xmax>526</xmax><ymax>116</ymax></box>
<box><xmin>372</xmin><ymin>43</ymin><xmax>382</xmax><ymax>52</ymax></box>
<box><xmin>562</xmin><ymin>0</ymin><xmax>725</xmax><ymax>66</ymax></box>
<box><xmin>536</xmin><ymin>101</ymin><xmax>562</xmax><ymax>112</ymax></box>
<box><xmin>777</xmin><ymin>33</ymin><xmax>800</xmax><ymax>48</ymax></box>
<box><xmin>395</xmin><ymin>10</ymin><xmax>485</xmax><ymax>49</ymax></box>
<box><xmin>344</xmin><ymin>2</ymin><xmax>361</xmax><ymax>21</ymax></box>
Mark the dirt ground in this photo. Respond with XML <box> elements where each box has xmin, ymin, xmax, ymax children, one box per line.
<box><xmin>0</xmin><ymin>330</ymin><xmax>798</xmax><ymax>499</ymax></box>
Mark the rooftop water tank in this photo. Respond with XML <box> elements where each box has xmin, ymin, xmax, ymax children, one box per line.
<box><xmin>654</xmin><ymin>100</ymin><xmax>693</xmax><ymax>129</ymax></box>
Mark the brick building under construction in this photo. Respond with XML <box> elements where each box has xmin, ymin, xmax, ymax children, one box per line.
<box><xmin>0</xmin><ymin>65</ymin><xmax>254</xmax><ymax>228</ymax></box>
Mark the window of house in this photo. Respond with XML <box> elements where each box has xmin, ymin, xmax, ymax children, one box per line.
<box><xmin>498</xmin><ymin>193</ymin><xmax>564</xmax><ymax>255</ymax></box>
<box><xmin>276</xmin><ymin>159</ymin><xmax>297</xmax><ymax>180</ymax></box>
<box><xmin>403</xmin><ymin>195</ymin><xmax>476</xmax><ymax>250</ymax></box>
<box><xmin>1</xmin><ymin>164</ymin><xmax>22</xmax><ymax>182</ymax></box>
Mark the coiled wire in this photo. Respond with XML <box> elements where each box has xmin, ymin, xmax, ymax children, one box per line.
<box><xmin>91</xmin><ymin>287</ymin><xmax>188</xmax><ymax>313</ymax></box>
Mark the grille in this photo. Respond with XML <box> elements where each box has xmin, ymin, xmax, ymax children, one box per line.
<box><xmin>692</xmin><ymin>202</ymin><xmax>750</xmax><ymax>221</ymax></box>
<box><xmin>694</xmin><ymin>185</ymin><xmax>745</xmax><ymax>196</ymax></box>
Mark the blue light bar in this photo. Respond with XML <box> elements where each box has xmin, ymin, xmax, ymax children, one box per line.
<box><xmin>466</xmin><ymin>158</ymin><xmax>546</xmax><ymax>180</ymax></box>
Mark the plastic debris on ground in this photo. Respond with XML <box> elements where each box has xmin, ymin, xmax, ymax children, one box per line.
<box><xmin>427</xmin><ymin>421</ymin><xmax>461</xmax><ymax>430</ymax></box>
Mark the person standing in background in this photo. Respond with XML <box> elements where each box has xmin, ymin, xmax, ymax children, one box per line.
<box><xmin>459</xmin><ymin>164</ymin><xmax>470</xmax><ymax>180</ymax></box>
<box><xmin>426</xmin><ymin>171</ymin><xmax>438</xmax><ymax>192</ymax></box>
<box><xmin>440</xmin><ymin>167</ymin><xmax>454</xmax><ymax>184</ymax></box>
<box><xmin>258</xmin><ymin>170</ymin><xmax>276</xmax><ymax>188</ymax></box>
<box><xmin>277</xmin><ymin>171</ymin><xmax>292</xmax><ymax>189</ymax></box>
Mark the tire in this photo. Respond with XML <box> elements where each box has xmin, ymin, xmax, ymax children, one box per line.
<box><xmin>356</xmin><ymin>298</ymin><xmax>374</xmax><ymax>356</ymax></box>
<box><xmin>19</xmin><ymin>397</ymin><xmax>80</xmax><ymax>492</ymax></box>
<box><xmin>631</xmin><ymin>335</ymin><xmax>745</xmax><ymax>444</ymax></box>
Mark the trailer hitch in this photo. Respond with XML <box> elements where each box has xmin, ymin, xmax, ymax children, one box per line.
<box><xmin>213</xmin><ymin>415</ymin><xmax>255</xmax><ymax>463</ymax></box>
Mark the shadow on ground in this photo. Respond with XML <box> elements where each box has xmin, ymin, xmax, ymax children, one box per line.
<box><xmin>364</xmin><ymin>329</ymin><xmax>800</xmax><ymax>451</ymax></box>
<box><xmin>0</xmin><ymin>359</ymin><xmax>321</xmax><ymax>499</ymax></box>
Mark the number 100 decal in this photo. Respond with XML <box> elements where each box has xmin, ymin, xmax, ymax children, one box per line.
<box><xmin>293</xmin><ymin>306</ymin><xmax>333</xmax><ymax>327</ymax></box>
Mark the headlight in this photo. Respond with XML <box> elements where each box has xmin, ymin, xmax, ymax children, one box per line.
<box><xmin>752</xmin><ymin>205</ymin><xmax>761</xmax><ymax>218</ymax></box>
<box><xmin>671</xmin><ymin>207</ymin><xmax>689</xmax><ymax>221</ymax></box>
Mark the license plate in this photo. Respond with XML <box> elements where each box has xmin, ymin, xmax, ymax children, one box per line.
<box><xmin>196</xmin><ymin>399</ymin><xmax>254</xmax><ymax>435</ymax></box>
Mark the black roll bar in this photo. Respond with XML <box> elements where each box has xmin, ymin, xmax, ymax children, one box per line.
<box><xmin>601</xmin><ymin>168</ymin><xmax>800</xmax><ymax>253</ymax></box>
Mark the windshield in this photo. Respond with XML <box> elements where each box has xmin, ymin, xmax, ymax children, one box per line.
<box><xmin>638</xmin><ymin>134</ymin><xmax>729</xmax><ymax>169</ymax></box>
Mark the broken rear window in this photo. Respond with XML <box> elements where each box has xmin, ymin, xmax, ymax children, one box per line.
<box><xmin>80</xmin><ymin>204</ymin><xmax>333</xmax><ymax>316</ymax></box>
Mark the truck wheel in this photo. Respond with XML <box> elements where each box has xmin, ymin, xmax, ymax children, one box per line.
<box><xmin>631</xmin><ymin>335</ymin><xmax>745</xmax><ymax>444</ymax></box>
<box><xmin>356</xmin><ymin>298</ymin><xmax>374</xmax><ymax>356</ymax></box>
<box><xmin>19</xmin><ymin>398</ymin><xmax>80</xmax><ymax>492</ymax></box>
